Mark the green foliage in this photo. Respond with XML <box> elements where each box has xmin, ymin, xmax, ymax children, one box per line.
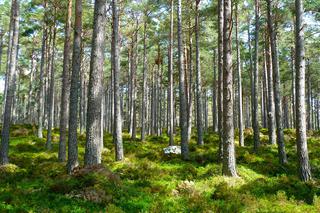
<box><xmin>1</xmin><ymin>128</ymin><xmax>320</xmax><ymax>212</ymax></box>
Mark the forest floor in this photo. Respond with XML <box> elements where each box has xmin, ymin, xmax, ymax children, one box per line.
<box><xmin>1</xmin><ymin>125</ymin><xmax>320</xmax><ymax>212</ymax></box>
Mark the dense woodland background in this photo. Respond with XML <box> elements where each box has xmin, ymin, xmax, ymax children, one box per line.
<box><xmin>0</xmin><ymin>0</ymin><xmax>320</xmax><ymax>212</ymax></box>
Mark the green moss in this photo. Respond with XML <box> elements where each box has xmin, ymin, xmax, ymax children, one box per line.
<box><xmin>1</xmin><ymin>130</ymin><xmax>320</xmax><ymax>212</ymax></box>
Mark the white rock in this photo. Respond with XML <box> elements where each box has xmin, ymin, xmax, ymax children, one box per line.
<box><xmin>163</xmin><ymin>146</ymin><xmax>181</xmax><ymax>155</ymax></box>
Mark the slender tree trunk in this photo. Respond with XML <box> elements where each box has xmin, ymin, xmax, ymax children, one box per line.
<box><xmin>212</xmin><ymin>49</ymin><xmax>218</xmax><ymax>132</ymax></box>
<box><xmin>222</xmin><ymin>0</ymin><xmax>237</xmax><ymax>177</ymax></box>
<box><xmin>265</xmin><ymin>37</ymin><xmax>276</xmax><ymax>145</ymax></box>
<box><xmin>2</xmin><ymin>3</ymin><xmax>14</xmax><ymax>116</ymax></box>
<box><xmin>0</xmin><ymin>0</ymin><xmax>19</xmax><ymax>165</ymax></box>
<box><xmin>168</xmin><ymin>0</ymin><xmax>174</xmax><ymax>145</ymax></box>
<box><xmin>187</xmin><ymin>19</ymin><xmax>193</xmax><ymax>142</ymax></box>
<box><xmin>141</xmin><ymin>18</ymin><xmax>148</xmax><ymax>142</ymax></box>
<box><xmin>46</xmin><ymin>23</ymin><xmax>57</xmax><ymax>150</ymax></box>
<box><xmin>267</xmin><ymin>0</ymin><xmax>287</xmax><ymax>164</ymax></box>
<box><xmin>252</xmin><ymin>0</ymin><xmax>260</xmax><ymax>152</ymax></box>
<box><xmin>85</xmin><ymin>0</ymin><xmax>106</xmax><ymax>166</ymax></box>
<box><xmin>0</xmin><ymin>31</ymin><xmax>3</xmax><ymax>75</ymax></box>
<box><xmin>112</xmin><ymin>0</ymin><xmax>124</xmax><ymax>161</ymax></box>
<box><xmin>217</xmin><ymin>0</ymin><xmax>224</xmax><ymax>160</ymax></box>
<box><xmin>307</xmin><ymin>60</ymin><xmax>311</xmax><ymax>130</ymax></box>
<box><xmin>67</xmin><ymin>0</ymin><xmax>82</xmax><ymax>173</ymax></box>
<box><xmin>248</xmin><ymin>19</ymin><xmax>253</xmax><ymax>130</ymax></box>
<box><xmin>37</xmin><ymin>1</ymin><xmax>47</xmax><ymax>139</ymax></box>
<box><xmin>177</xmin><ymin>0</ymin><xmax>189</xmax><ymax>160</ymax></box>
<box><xmin>26</xmin><ymin>49</ymin><xmax>36</xmax><ymax>123</ymax></box>
<box><xmin>291</xmin><ymin>47</ymin><xmax>296</xmax><ymax>128</ymax></box>
<box><xmin>295</xmin><ymin>0</ymin><xmax>311</xmax><ymax>181</ymax></box>
<box><xmin>59</xmin><ymin>0</ymin><xmax>72</xmax><ymax>162</ymax></box>
<box><xmin>235</xmin><ymin>3</ymin><xmax>244</xmax><ymax>147</ymax></box>
<box><xmin>195</xmin><ymin>0</ymin><xmax>203</xmax><ymax>145</ymax></box>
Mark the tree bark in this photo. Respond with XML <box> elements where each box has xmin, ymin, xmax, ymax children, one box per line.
<box><xmin>235</xmin><ymin>3</ymin><xmax>244</xmax><ymax>147</ymax></box>
<box><xmin>168</xmin><ymin>0</ymin><xmax>174</xmax><ymax>145</ymax></box>
<box><xmin>112</xmin><ymin>0</ymin><xmax>124</xmax><ymax>161</ymax></box>
<box><xmin>222</xmin><ymin>0</ymin><xmax>237</xmax><ymax>177</ymax></box>
<box><xmin>265</xmin><ymin>37</ymin><xmax>276</xmax><ymax>145</ymax></box>
<box><xmin>85</xmin><ymin>0</ymin><xmax>106</xmax><ymax>166</ymax></box>
<box><xmin>217</xmin><ymin>0</ymin><xmax>224</xmax><ymax>160</ymax></box>
<box><xmin>212</xmin><ymin>49</ymin><xmax>218</xmax><ymax>132</ymax></box>
<box><xmin>141</xmin><ymin>18</ymin><xmax>148</xmax><ymax>142</ymax></box>
<box><xmin>177</xmin><ymin>0</ymin><xmax>189</xmax><ymax>160</ymax></box>
<box><xmin>0</xmin><ymin>0</ymin><xmax>19</xmax><ymax>165</ymax></box>
<box><xmin>252</xmin><ymin>0</ymin><xmax>260</xmax><ymax>152</ymax></box>
<box><xmin>46</xmin><ymin>23</ymin><xmax>57</xmax><ymax>150</ymax></box>
<box><xmin>295</xmin><ymin>0</ymin><xmax>311</xmax><ymax>181</ymax></box>
<box><xmin>195</xmin><ymin>0</ymin><xmax>203</xmax><ymax>145</ymax></box>
<box><xmin>67</xmin><ymin>0</ymin><xmax>82</xmax><ymax>173</ymax></box>
<box><xmin>37</xmin><ymin>1</ymin><xmax>47</xmax><ymax>139</ymax></box>
<box><xmin>266</xmin><ymin>0</ymin><xmax>287</xmax><ymax>164</ymax></box>
<box><xmin>59</xmin><ymin>0</ymin><xmax>72</xmax><ymax>162</ymax></box>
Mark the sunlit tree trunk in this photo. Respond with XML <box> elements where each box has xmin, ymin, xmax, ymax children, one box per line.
<box><xmin>141</xmin><ymin>18</ymin><xmax>148</xmax><ymax>142</ymax></box>
<box><xmin>0</xmin><ymin>0</ymin><xmax>19</xmax><ymax>165</ymax></box>
<box><xmin>112</xmin><ymin>0</ymin><xmax>124</xmax><ymax>161</ymax></box>
<box><xmin>222</xmin><ymin>0</ymin><xmax>237</xmax><ymax>177</ymax></box>
<box><xmin>235</xmin><ymin>3</ymin><xmax>244</xmax><ymax>147</ymax></box>
<box><xmin>265</xmin><ymin>37</ymin><xmax>276</xmax><ymax>145</ymax></box>
<box><xmin>295</xmin><ymin>0</ymin><xmax>311</xmax><ymax>181</ymax></box>
<box><xmin>212</xmin><ymin>49</ymin><xmax>218</xmax><ymax>132</ymax></box>
<box><xmin>168</xmin><ymin>0</ymin><xmax>174</xmax><ymax>145</ymax></box>
<box><xmin>217</xmin><ymin>0</ymin><xmax>224</xmax><ymax>160</ymax></box>
<box><xmin>195</xmin><ymin>0</ymin><xmax>203</xmax><ymax>145</ymax></box>
<box><xmin>37</xmin><ymin>1</ymin><xmax>47</xmax><ymax>139</ymax></box>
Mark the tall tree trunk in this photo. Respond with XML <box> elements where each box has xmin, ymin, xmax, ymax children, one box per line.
<box><xmin>59</xmin><ymin>0</ymin><xmax>72</xmax><ymax>162</ymax></box>
<box><xmin>222</xmin><ymin>0</ymin><xmax>237</xmax><ymax>177</ymax></box>
<box><xmin>252</xmin><ymin>0</ymin><xmax>260</xmax><ymax>152</ymax></box>
<box><xmin>85</xmin><ymin>0</ymin><xmax>106</xmax><ymax>166</ymax></box>
<box><xmin>0</xmin><ymin>0</ymin><xmax>19</xmax><ymax>165</ymax></box>
<box><xmin>212</xmin><ymin>49</ymin><xmax>218</xmax><ymax>132</ymax></box>
<box><xmin>46</xmin><ymin>23</ymin><xmax>57</xmax><ymax>150</ymax></box>
<box><xmin>177</xmin><ymin>0</ymin><xmax>189</xmax><ymax>160</ymax></box>
<box><xmin>291</xmin><ymin>47</ymin><xmax>296</xmax><ymax>128</ymax></box>
<box><xmin>37</xmin><ymin>1</ymin><xmax>47</xmax><ymax>139</ymax></box>
<box><xmin>265</xmin><ymin>37</ymin><xmax>276</xmax><ymax>145</ymax></box>
<box><xmin>267</xmin><ymin>0</ymin><xmax>287</xmax><ymax>164</ymax></box>
<box><xmin>307</xmin><ymin>60</ymin><xmax>311</xmax><ymax>130</ymax></box>
<box><xmin>2</xmin><ymin>2</ymin><xmax>15</xmax><ymax>116</ymax></box>
<box><xmin>235</xmin><ymin>3</ymin><xmax>244</xmax><ymax>147</ymax></box>
<box><xmin>187</xmin><ymin>18</ymin><xmax>193</xmax><ymax>142</ymax></box>
<box><xmin>195</xmin><ymin>0</ymin><xmax>203</xmax><ymax>145</ymax></box>
<box><xmin>0</xmin><ymin>31</ymin><xmax>4</xmax><ymax>95</ymax></box>
<box><xmin>112</xmin><ymin>0</ymin><xmax>124</xmax><ymax>161</ymax></box>
<box><xmin>295</xmin><ymin>0</ymin><xmax>311</xmax><ymax>181</ymax></box>
<box><xmin>26</xmin><ymin>49</ymin><xmax>36</xmax><ymax>123</ymax></box>
<box><xmin>67</xmin><ymin>0</ymin><xmax>82</xmax><ymax>173</ymax></box>
<box><xmin>217</xmin><ymin>0</ymin><xmax>224</xmax><ymax>160</ymax></box>
<box><xmin>141</xmin><ymin>18</ymin><xmax>148</xmax><ymax>142</ymax></box>
<box><xmin>168</xmin><ymin>0</ymin><xmax>174</xmax><ymax>145</ymax></box>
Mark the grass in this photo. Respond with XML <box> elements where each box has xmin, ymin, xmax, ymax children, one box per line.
<box><xmin>0</xmin><ymin>124</ymin><xmax>320</xmax><ymax>212</ymax></box>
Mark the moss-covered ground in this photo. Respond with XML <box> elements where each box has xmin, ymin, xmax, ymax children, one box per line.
<box><xmin>1</xmin><ymin>125</ymin><xmax>320</xmax><ymax>212</ymax></box>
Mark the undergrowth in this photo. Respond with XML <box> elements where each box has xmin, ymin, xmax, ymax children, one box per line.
<box><xmin>0</xmin><ymin>124</ymin><xmax>320</xmax><ymax>212</ymax></box>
